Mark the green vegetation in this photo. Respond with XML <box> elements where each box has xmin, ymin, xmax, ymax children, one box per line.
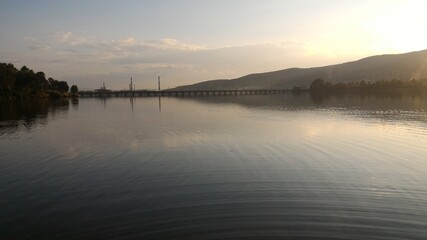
<box><xmin>310</xmin><ymin>78</ymin><xmax>427</xmax><ymax>93</ymax></box>
<box><xmin>0</xmin><ymin>62</ymin><xmax>78</xmax><ymax>100</ymax></box>
<box><xmin>70</xmin><ymin>85</ymin><xmax>79</xmax><ymax>95</ymax></box>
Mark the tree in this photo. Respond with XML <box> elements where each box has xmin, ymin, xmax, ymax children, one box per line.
<box><xmin>15</xmin><ymin>68</ymin><xmax>35</xmax><ymax>89</ymax></box>
<box><xmin>58</xmin><ymin>81</ymin><xmax>69</xmax><ymax>93</ymax></box>
<box><xmin>20</xmin><ymin>65</ymin><xmax>30</xmax><ymax>72</ymax></box>
<box><xmin>0</xmin><ymin>62</ymin><xmax>74</xmax><ymax>98</ymax></box>
<box><xmin>35</xmin><ymin>72</ymin><xmax>48</xmax><ymax>91</ymax></box>
<box><xmin>70</xmin><ymin>85</ymin><xmax>78</xmax><ymax>94</ymax></box>
<box><xmin>0</xmin><ymin>63</ymin><xmax>17</xmax><ymax>93</ymax></box>
<box><xmin>310</xmin><ymin>78</ymin><xmax>326</xmax><ymax>92</ymax></box>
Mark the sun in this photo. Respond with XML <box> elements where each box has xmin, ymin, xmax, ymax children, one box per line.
<box><xmin>365</xmin><ymin>1</ymin><xmax>427</xmax><ymax>53</ymax></box>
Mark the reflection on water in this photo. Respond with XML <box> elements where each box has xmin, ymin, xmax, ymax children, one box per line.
<box><xmin>1</xmin><ymin>93</ymin><xmax>427</xmax><ymax>240</ymax></box>
<box><xmin>0</xmin><ymin>99</ymin><xmax>72</xmax><ymax>136</ymax></box>
<box><xmin>186</xmin><ymin>93</ymin><xmax>427</xmax><ymax>125</ymax></box>
<box><xmin>188</xmin><ymin>92</ymin><xmax>426</xmax><ymax>110</ymax></box>
<box><xmin>71</xmin><ymin>98</ymin><xmax>79</xmax><ymax>108</ymax></box>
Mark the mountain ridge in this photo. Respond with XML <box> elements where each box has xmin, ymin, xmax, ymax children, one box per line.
<box><xmin>174</xmin><ymin>49</ymin><xmax>427</xmax><ymax>90</ymax></box>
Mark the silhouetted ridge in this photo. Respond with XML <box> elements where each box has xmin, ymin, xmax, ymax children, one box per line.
<box><xmin>174</xmin><ymin>49</ymin><xmax>427</xmax><ymax>90</ymax></box>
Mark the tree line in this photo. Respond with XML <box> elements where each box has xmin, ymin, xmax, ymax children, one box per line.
<box><xmin>310</xmin><ymin>78</ymin><xmax>427</xmax><ymax>92</ymax></box>
<box><xmin>0</xmin><ymin>62</ymin><xmax>78</xmax><ymax>99</ymax></box>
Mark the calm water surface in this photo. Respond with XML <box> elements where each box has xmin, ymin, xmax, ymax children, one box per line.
<box><xmin>1</xmin><ymin>94</ymin><xmax>427</xmax><ymax>239</ymax></box>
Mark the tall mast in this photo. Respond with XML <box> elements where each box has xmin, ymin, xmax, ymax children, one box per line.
<box><xmin>158</xmin><ymin>76</ymin><xmax>161</xmax><ymax>91</ymax></box>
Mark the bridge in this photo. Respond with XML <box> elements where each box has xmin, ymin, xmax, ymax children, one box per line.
<box><xmin>79</xmin><ymin>89</ymin><xmax>297</xmax><ymax>98</ymax></box>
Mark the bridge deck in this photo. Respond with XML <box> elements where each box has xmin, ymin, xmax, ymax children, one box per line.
<box><xmin>79</xmin><ymin>89</ymin><xmax>297</xmax><ymax>97</ymax></box>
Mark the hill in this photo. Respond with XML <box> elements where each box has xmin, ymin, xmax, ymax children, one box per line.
<box><xmin>174</xmin><ymin>49</ymin><xmax>427</xmax><ymax>90</ymax></box>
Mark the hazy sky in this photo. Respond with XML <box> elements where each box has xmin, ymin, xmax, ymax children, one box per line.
<box><xmin>1</xmin><ymin>0</ymin><xmax>426</xmax><ymax>89</ymax></box>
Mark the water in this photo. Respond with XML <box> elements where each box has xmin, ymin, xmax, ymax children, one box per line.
<box><xmin>1</xmin><ymin>93</ymin><xmax>427</xmax><ymax>239</ymax></box>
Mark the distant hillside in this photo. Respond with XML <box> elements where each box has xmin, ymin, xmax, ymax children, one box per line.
<box><xmin>174</xmin><ymin>49</ymin><xmax>427</xmax><ymax>90</ymax></box>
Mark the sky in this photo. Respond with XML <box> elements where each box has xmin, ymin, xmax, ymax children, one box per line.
<box><xmin>1</xmin><ymin>0</ymin><xmax>427</xmax><ymax>90</ymax></box>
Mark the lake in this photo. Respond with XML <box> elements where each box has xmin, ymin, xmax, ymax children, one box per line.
<box><xmin>1</xmin><ymin>93</ymin><xmax>427</xmax><ymax>239</ymax></box>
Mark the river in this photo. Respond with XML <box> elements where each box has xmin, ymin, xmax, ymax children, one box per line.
<box><xmin>1</xmin><ymin>93</ymin><xmax>427</xmax><ymax>239</ymax></box>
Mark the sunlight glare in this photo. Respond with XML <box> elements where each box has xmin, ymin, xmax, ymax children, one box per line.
<box><xmin>365</xmin><ymin>1</ymin><xmax>427</xmax><ymax>53</ymax></box>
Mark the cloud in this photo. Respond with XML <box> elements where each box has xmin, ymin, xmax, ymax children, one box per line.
<box><xmin>115</xmin><ymin>37</ymin><xmax>207</xmax><ymax>50</ymax></box>
<box><xmin>46</xmin><ymin>32</ymin><xmax>208</xmax><ymax>66</ymax></box>
<box><xmin>28</xmin><ymin>45</ymin><xmax>50</xmax><ymax>52</ymax></box>
<box><xmin>54</xmin><ymin>31</ymin><xmax>94</xmax><ymax>46</ymax></box>
<box><xmin>45</xmin><ymin>32</ymin><xmax>314</xmax><ymax>67</ymax></box>
<box><xmin>53</xmin><ymin>32</ymin><xmax>206</xmax><ymax>51</ymax></box>
<box><xmin>19</xmin><ymin>31</ymin><xmax>362</xmax><ymax>89</ymax></box>
<box><xmin>117</xmin><ymin>37</ymin><xmax>137</xmax><ymax>47</ymax></box>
